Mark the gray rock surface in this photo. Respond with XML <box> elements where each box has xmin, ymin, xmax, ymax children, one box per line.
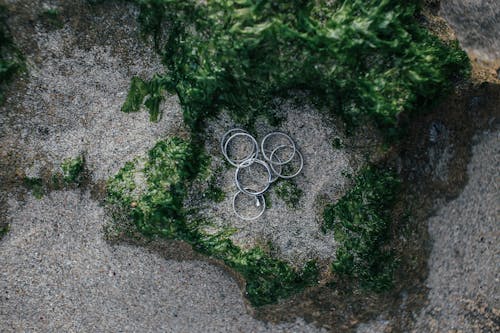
<box><xmin>440</xmin><ymin>0</ymin><xmax>500</xmax><ymax>62</ymax></box>
<box><xmin>2</xmin><ymin>25</ymin><xmax>181</xmax><ymax>181</ymax></box>
<box><xmin>355</xmin><ymin>130</ymin><xmax>499</xmax><ymax>333</ymax></box>
<box><xmin>0</xmin><ymin>2</ymin><xmax>324</xmax><ymax>331</ymax></box>
<box><xmin>1</xmin><ymin>0</ymin><xmax>498</xmax><ymax>332</ymax></box>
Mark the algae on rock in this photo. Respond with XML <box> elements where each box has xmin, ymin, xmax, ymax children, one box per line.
<box><xmin>61</xmin><ymin>156</ymin><xmax>85</xmax><ymax>184</ymax></box>
<box><xmin>111</xmin><ymin>0</ymin><xmax>472</xmax><ymax>305</ymax></box>
<box><xmin>132</xmin><ymin>0</ymin><xmax>470</xmax><ymax>132</ymax></box>
<box><xmin>323</xmin><ymin>166</ymin><xmax>401</xmax><ymax>291</ymax></box>
<box><xmin>107</xmin><ymin>136</ymin><xmax>318</xmax><ymax>306</ymax></box>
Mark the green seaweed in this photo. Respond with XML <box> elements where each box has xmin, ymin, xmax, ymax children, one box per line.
<box><xmin>122</xmin><ymin>76</ymin><xmax>148</xmax><ymax>114</ymax></box>
<box><xmin>107</xmin><ymin>137</ymin><xmax>318</xmax><ymax>305</ymax></box>
<box><xmin>112</xmin><ymin>0</ymin><xmax>471</xmax><ymax>303</ymax></box>
<box><xmin>0</xmin><ymin>224</ymin><xmax>10</xmax><ymax>239</ymax></box>
<box><xmin>108</xmin><ymin>138</ymin><xmax>195</xmax><ymax>237</ymax></box>
<box><xmin>275</xmin><ymin>180</ymin><xmax>303</xmax><ymax>209</ymax></box>
<box><xmin>332</xmin><ymin>137</ymin><xmax>344</xmax><ymax>149</ymax></box>
<box><xmin>61</xmin><ymin>156</ymin><xmax>85</xmax><ymax>184</ymax></box>
<box><xmin>205</xmin><ymin>183</ymin><xmax>225</xmax><ymax>203</ymax></box>
<box><xmin>323</xmin><ymin>166</ymin><xmax>400</xmax><ymax>291</ymax></box>
<box><xmin>22</xmin><ymin>157</ymin><xmax>84</xmax><ymax>198</ymax></box>
<box><xmin>0</xmin><ymin>5</ymin><xmax>23</xmax><ymax>104</ymax></box>
<box><xmin>195</xmin><ymin>231</ymin><xmax>318</xmax><ymax>306</ymax></box>
<box><xmin>263</xmin><ymin>191</ymin><xmax>272</xmax><ymax>209</ymax></box>
<box><xmin>121</xmin><ymin>75</ymin><xmax>168</xmax><ymax>122</ymax></box>
<box><xmin>132</xmin><ymin>0</ymin><xmax>469</xmax><ymax>132</ymax></box>
<box><xmin>40</xmin><ymin>8</ymin><xmax>64</xmax><ymax>29</ymax></box>
<box><xmin>23</xmin><ymin>177</ymin><xmax>45</xmax><ymax>199</ymax></box>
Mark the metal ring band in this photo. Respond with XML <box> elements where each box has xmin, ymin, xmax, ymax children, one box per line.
<box><xmin>223</xmin><ymin>132</ymin><xmax>259</xmax><ymax>167</ymax></box>
<box><xmin>220</xmin><ymin>128</ymin><xmax>248</xmax><ymax>155</ymax></box>
<box><xmin>232</xmin><ymin>190</ymin><xmax>265</xmax><ymax>221</ymax></box>
<box><xmin>269</xmin><ymin>145</ymin><xmax>303</xmax><ymax>179</ymax></box>
<box><xmin>235</xmin><ymin>158</ymin><xmax>272</xmax><ymax>195</ymax></box>
<box><xmin>263</xmin><ymin>149</ymin><xmax>282</xmax><ymax>183</ymax></box>
<box><xmin>260</xmin><ymin>132</ymin><xmax>296</xmax><ymax>166</ymax></box>
<box><xmin>238</xmin><ymin>152</ymin><xmax>280</xmax><ymax>183</ymax></box>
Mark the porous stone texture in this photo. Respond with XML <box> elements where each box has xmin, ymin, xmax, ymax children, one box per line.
<box><xmin>427</xmin><ymin>121</ymin><xmax>454</xmax><ymax>182</ymax></box>
<box><xmin>197</xmin><ymin>102</ymin><xmax>364</xmax><ymax>266</ymax></box>
<box><xmin>411</xmin><ymin>130</ymin><xmax>499</xmax><ymax>332</ymax></box>
<box><xmin>440</xmin><ymin>0</ymin><xmax>500</xmax><ymax>63</ymax></box>
<box><xmin>354</xmin><ymin>130</ymin><xmax>499</xmax><ymax>333</ymax></box>
<box><xmin>0</xmin><ymin>190</ymin><xmax>325</xmax><ymax>333</ymax></box>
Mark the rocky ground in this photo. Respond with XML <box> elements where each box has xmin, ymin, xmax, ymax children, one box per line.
<box><xmin>0</xmin><ymin>0</ymin><xmax>498</xmax><ymax>332</ymax></box>
<box><xmin>0</xmin><ymin>1</ymin><xmax>325</xmax><ymax>331</ymax></box>
<box><xmin>0</xmin><ymin>1</ymin><xmax>181</xmax><ymax>183</ymax></box>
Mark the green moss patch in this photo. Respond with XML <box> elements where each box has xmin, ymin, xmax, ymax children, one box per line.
<box><xmin>0</xmin><ymin>224</ymin><xmax>10</xmax><ymax>239</ymax></box>
<box><xmin>204</xmin><ymin>176</ymin><xmax>226</xmax><ymax>203</ymax></box>
<box><xmin>275</xmin><ymin>180</ymin><xmax>303</xmax><ymax>209</ymax></box>
<box><xmin>107</xmin><ymin>137</ymin><xmax>318</xmax><ymax>306</ymax></box>
<box><xmin>195</xmin><ymin>232</ymin><xmax>319</xmax><ymax>306</ymax></box>
<box><xmin>0</xmin><ymin>5</ymin><xmax>23</xmax><ymax>104</ymax></box>
<box><xmin>23</xmin><ymin>177</ymin><xmax>45</xmax><ymax>199</ymax></box>
<box><xmin>61</xmin><ymin>156</ymin><xmax>85</xmax><ymax>184</ymax></box>
<box><xmin>132</xmin><ymin>0</ymin><xmax>469</xmax><ymax>131</ymax></box>
<box><xmin>111</xmin><ymin>0</ymin><xmax>471</xmax><ymax>304</ymax></box>
<box><xmin>121</xmin><ymin>75</ymin><xmax>166</xmax><ymax>122</ymax></box>
<box><xmin>323</xmin><ymin>166</ymin><xmax>400</xmax><ymax>291</ymax></box>
<box><xmin>40</xmin><ymin>8</ymin><xmax>64</xmax><ymax>29</ymax></box>
<box><xmin>23</xmin><ymin>156</ymin><xmax>86</xmax><ymax>198</ymax></box>
<box><xmin>107</xmin><ymin>137</ymin><xmax>198</xmax><ymax>237</ymax></box>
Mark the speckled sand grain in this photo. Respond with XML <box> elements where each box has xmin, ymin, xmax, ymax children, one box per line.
<box><xmin>191</xmin><ymin>103</ymin><xmax>361</xmax><ymax>266</ymax></box>
<box><xmin>410</xmin><ymin>130</ymin><xmax>499</xmax><ymax>332</ymax></box>
<box><xmin>0</xmin><ymin>191</ymin><xmax>324</xmax><ymax>332</ymax></box>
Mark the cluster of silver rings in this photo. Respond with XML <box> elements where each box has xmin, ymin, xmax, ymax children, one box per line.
<box><xmin>221</xmin><ymin>128</ymin><xmax>303</xmax><ymax>220</ymax></box>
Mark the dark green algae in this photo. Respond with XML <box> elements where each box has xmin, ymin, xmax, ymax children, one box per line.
<box><xmin>109</xmin><ymin>0</ymin><xmax>470</xmax><ymax>306</ymax></box>
<box><xmin>107</xmin><ymin>138</ymin><xmax>319</xmax><ymax>306</ymax></box>
<box><xmin>23</xmin><ymin>156</ymin><xmax>86</xmax><ymax>199</ymax></box>
<box><xmin>0</xmin><ymin>5</ymin><xmax>24</xmax><ymax>104</ymax></box>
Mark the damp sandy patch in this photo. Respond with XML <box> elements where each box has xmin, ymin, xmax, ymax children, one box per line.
<box><xmin>0</xmin><ymin>190</ymin><xmax>325</xmax><ymax>332</ymax></box>
<box><xmin>411</xmin><ymin>130</ymin><xmax>499</xmax><ymax>332</ymax></box>
<box><xmin>0</xmin><ymin>3</ymin><xmax>183</xmax><ymax>183</ymax></box>
<box><xmin>189</xmin><ymin>100</ymin><xmax>373</xmax><ymax>267</ymax></box>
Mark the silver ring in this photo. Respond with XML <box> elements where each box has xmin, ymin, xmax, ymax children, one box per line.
<box><xmin>223</xmin><ymin>132</ymin><xmax>259</xmax><ymax>167</ymax></box>
<box><xmin>235</xmin><ymin>158</ymin><xmax>271</xmax><ymax>195</ymax></box>
<box><xmin>220</xmin><ymin>128</ymin><xmax>303</xmax><ymax>220</ymax></box>
<box><xmin>263</xmin><ymin>149</ymin><xmax>282</xmax><ymax>183</ymax></box>
<box><xmin>261</xmin><ymin>132</ymin><xmax>296</xmax><ymax>166</ymax></box>
<box><xmin>220</xmin><ymin>128</ymin><xmax>248</xmax><ymax>155</ymax></box>
<box><xmin>269</xmin><ymin>145</ymin><xmax>303</xmax><ymax>179</ymax></box>
<box><xmin>232</xmin><ymin>190</ymin><xmax>265</xmax><ymax>221</ymax></box>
